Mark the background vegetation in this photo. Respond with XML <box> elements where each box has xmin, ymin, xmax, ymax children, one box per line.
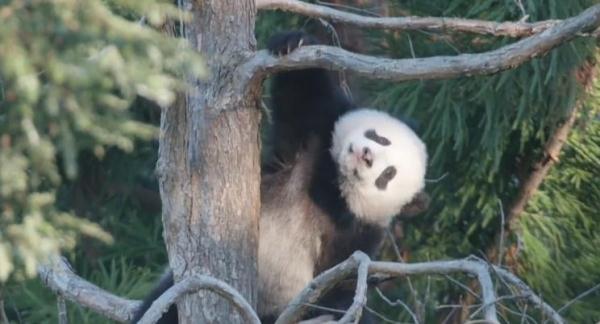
<box><xmin>2</xmin><ymin>0</ymin><xmax>598</xmax><ymax>323</ymax></box>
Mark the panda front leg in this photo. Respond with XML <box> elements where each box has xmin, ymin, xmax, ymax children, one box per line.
<box><xmin>266</xmin><ymin>31</ymin><xmax>353</xmax><ymax>168</ymax></box>
<box><xmin>267</xmin><ymin>30</ymin><xmax>319</xmax><ymax>56</ymax></box>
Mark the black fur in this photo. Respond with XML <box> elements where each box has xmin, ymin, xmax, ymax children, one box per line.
<box><xmin>131</xmin><ymin>272</ymin><xmax>177</xmax><ymax>323</ymax></box>
<box><xmin>266</xmin><ymin>30</ymin><xmax>380</xmax><ymax>324</ymax></box>
<box><xmin>132</xmin><ymin>31</ymin><xmax>383</xmax><ymax>323</ymax></box>
<box><xmin>265</xmin><ymin>31</ymin><xmax>358</xmax><ymax>228</ymax></box>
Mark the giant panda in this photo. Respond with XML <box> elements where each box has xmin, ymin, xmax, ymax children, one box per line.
<box><xmin>131</xmin><ymin>31</ymin><xmax>428</xmax><ymax>324</ymax></box>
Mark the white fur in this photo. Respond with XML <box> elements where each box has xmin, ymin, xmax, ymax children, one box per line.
<box><xmin>331</xmin><ymin>109</ymin><xmax>427</xmax><ymax>226</ymax></box>
<box><xmin>257</xmin><ymin>110</ymin><xmax>427</xmax><ymax>316</ymax></box>
<box><xmin>258</xmin><ymin>144</ymin><xmax>327</xmax><ymax>316</ymax></box>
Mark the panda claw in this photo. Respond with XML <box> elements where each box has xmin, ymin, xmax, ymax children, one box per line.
<box><xmin>267</xmin><ymin>31</ymin><xmax>318</xmax><ymax>57</ymax></box>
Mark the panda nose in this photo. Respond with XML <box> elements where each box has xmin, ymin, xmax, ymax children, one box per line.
<box><xmin>361</xmin><ymin>147</ymin><xmax>373</xmax><ymax>167</ymax></box>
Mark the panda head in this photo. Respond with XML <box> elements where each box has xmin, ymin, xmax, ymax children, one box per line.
<box><xmin>330</xmin><ymin>109</ymin><xmax>427</xmax><ymax>226</ymax></box>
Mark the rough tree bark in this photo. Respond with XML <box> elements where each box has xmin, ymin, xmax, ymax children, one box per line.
<box><xmin>155</xmin><ymin>1</ymin><xmax>261</xmax><ymax>323</ymax></box>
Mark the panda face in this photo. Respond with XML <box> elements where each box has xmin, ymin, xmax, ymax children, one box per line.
<box><xmin>340</xmin><ymin>129</ymin><xmax>396</xmax><ymax>189</ymax></box>
<box><xmin>331</xmin><ymin>109</ymin><xmax>427</xmax><ymax>226</ymax></box>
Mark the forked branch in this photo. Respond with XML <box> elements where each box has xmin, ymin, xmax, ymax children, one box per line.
<box><xmin>241</xmin><ymin>4</ymin><xmax>600</xmax><ymax>87</ymax></box>
<box><xmin>38</xmin><ymin>254</ymin><xmax>563</xmax><ymax>324</ymax></box>
<box><xmin>38</xmin><ymin>257</ymin><xmax>260</xmax><ymax>324</ymax></box>
<box><xmin>275</xmin><ymin>252</ymin><xmax>499</xmax><ymax>324</ymax></box>
<box><xmin>38</xmin><ymin>257</ymin><xmax>140</xmax><ymax>323</ymax></box>
<box><xmin>136</xmin><ymin>276</ymin><xmax>260</xmax><ymax>324</ymax></box>
<box><xmin>276</xmin><ymin>252</ymin><xmax>564</xmax><ymax>324</ymax></box>
<box><xmin>256</xmin><ymin>0</ymin><xmax>558</xmax><ymax>37</ymax></box>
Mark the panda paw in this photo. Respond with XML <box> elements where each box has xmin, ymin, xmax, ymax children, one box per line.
<box><xmin>267</xmin><ymin>31</ymin><xmax>318</xmax><ymax>56</ymax></box>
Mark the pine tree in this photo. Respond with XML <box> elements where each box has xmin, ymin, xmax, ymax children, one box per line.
<box><xmin>0</xmin><ymin>0</ymin><xmax>204</xmax><ymax>283</ymax></box>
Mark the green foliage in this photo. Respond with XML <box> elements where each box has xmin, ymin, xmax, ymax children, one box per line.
<box><xmin>259</xmin><ymin>1</ymin><xmax>600</xmax><ymax>321</ymax></box>
<box><xmin>518</xmin><ymin>95</ymin><xmax>600</xmax><ymax>321</ymax></box>
<box><xmin>369</xmin><ymin>0</ymin><xmax>596</xmax><ymax>256</ymax></box>
<box><xmin>7</xmin><ymin>126</ymin><xmax>168</xmax><ymax>322</ymax></box>
<box><xmin>362</xmin><ymin>0</ymin><xmax>600</xmax><ymax>321</ymax></box>
<box><xmin>3</xmin><ymin>0</ymin><xmax>598</xmax><ymax>322</ymax></box>
<box><xmin>0</xmin><ymin>0</ymin><xmax>204</xmax><ymax>283</ymax></box>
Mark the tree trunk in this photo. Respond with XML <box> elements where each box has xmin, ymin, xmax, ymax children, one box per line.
<box><xmin>156</xmin><ymin>1</ymin><xmax>260</xmax><ymax>323</ymax></box>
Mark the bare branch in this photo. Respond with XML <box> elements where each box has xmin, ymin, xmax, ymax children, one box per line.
<box><xmin>38</xmin><ymin>257</ymin><xmax>260</xmax><ymax>324</ymax></box>
<box><xmin>275</xmin><ymin>251</ymin><xmax>365</xmax><ymax>324</ymax></box>
<box><xmin>0</xmin><ymin>291</ymin><xmax>9</xmax><ymax>324</ymax></box>
<box><xmin>38</xmin><ymin>257</ymin><xmax>140</xmax><ymax>323</ymax></box>
<box><xmin>374</xmin><ymin>287</ymin><xmax>419</xmax><ymax>324</ymax></box>
<box><xmin>37</xmin><ymin>255</ymin><xmax>563</xmax><ymax>324</ymax></box>
<box><xmin>241</xmin><ymin>4</ymin><xmax>600</xmax><ymax>87</ymax></box>
<box><xmin>256</xmin><ymin>0</ymin><xmax>557</xmax><ymax>37</ymax></box>
<box><xmin>275</xmin><ymin>252</ymin><xmax>501</xmax><ymax>323</ymax></box>
<box><xmin>337</xmin><ymin>253</ymin><xmax>370</xmax><ymax>323</ymax></box>
<box><xmin>491</xmin><ymin>266</ymin><xmax>564</xmax><ymax>324</ymax></box>
<box><xmin>137</xmin><ymin>275</ymin><xmax>260</xmax><ymax>324</ymax></box>
<box><xmin>57</xmin><ymin>296</ymin><xmax>68</xmax><ymax>324</ymax></box>
<box><xmin>371</xmin><ymin>260</ymin><xmax>499</xmax><ymax>323</ymax></box>
<box><xmin>558</xmin><ymin>283</ymin><xmax>600</xmax><ymax>314</ymax></box>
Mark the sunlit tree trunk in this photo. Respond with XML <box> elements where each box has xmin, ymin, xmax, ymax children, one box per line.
<box><xmin>156</xmin><ymin>1</ymin><xmax>261</xmax><ymax>322</ymax></box>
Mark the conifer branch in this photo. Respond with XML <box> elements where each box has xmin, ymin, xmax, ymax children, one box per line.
<box><xmin>256</xmin><ymin>0</ymin><xmax>559</xmax><ymax>37</ymax></box>
<box><xmin>241</xmin><ymin>4</ymin><xmax>600</xmax><ymax>85</ymax></box>
<box><xmin>487</xmin><ymin>60</ymin><xmax>597</xmax><ymax>265</ymax></box>
<box><xmin>505</xmin><ymin>101</ymin><xmax>581</xmax><ymax>229</ymax></box>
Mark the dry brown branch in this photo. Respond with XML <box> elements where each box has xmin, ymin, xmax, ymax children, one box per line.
<box><xmin>486</xmin><ymin>61</ymin><xmax>597</xmax><ymax>269</ymax></box>
<box><xmin>256</xmin><ymin>0</ymin><xmax>558</xmax><ymax>37</ymax></box>
<box><xmin>37</xmin><ymin>257</ymin><xmax>140</xmax><ymax>323</ymax></box>
<box><xmin>136</xmin><ymin>275</ymin><xmax>260</xmax><ymax>324</ymax></box>
<box><xmin>505</xmin><ymin>104</ymin><xmax>581</xmax><ymax>230</ymax></box>
<box><xmin>240</xmin><ymin>4</ymin><xmax>600</xmax><ymax>87</ymax></box>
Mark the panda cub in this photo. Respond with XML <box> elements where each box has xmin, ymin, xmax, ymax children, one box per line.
<box><xmin>131</xmin><ymin>31</ymin><xmax>427</xmax><ymax>324</ymax></box>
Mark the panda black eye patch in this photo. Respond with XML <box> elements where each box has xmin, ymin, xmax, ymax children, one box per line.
<box><xmin>364</xmin><ymin>129</ymin><xmax>391</xmax><ymax>146</ymax></box>
<box><xmin>375</xmin><ymin>166</ymin><xmax>397</xmax><ymax>190</ymax></box>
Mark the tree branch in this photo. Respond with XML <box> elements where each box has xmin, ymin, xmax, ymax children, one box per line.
<box><xmin>370</xmin><ymin>259</ymin><xmax>499</xmax><ymax>323</ymax></box>
<box><xmin>241</xmin><ymin>4</ymin><xmax>600</xmax><ymax>86</ymax></box>
<box><xmin>486</xmin><ymin>60</ymin><xmax>597</xmax><ymax>268</ymax></box>
<box><xmin>57</xmin><ymin>296</ymin><xmax>68</xmax><ymax>324</ymax></box>
<box><xmin>136</xmin><ymin>276</ymin><xmax>260</xmax><ymax>324</ymax></box>
<box><xmin>491</xmin><ymin>265</ymin><xmax>564</xmax><ymax>324</ymax></box>
<box><xmin>38</xmin><ymin>257</ymin><xmax>140</xmax><ymax>323</ymax></box>
<box><xmin>505</xmin><ymin>103</ymin><xmax>581</xmax><ymax>230</ymax></box>
<box><xmin>275</xmin><ymin>251</ymin><xmax>365</xmax><ymax>324</ymax></box>
<box><xmin>256</xmin><ymin>0</ymin><xmax>558</xmax><ymax>37</ymax></box>
<box><xmin>337</xmin><ymin>253</ymin><xmax>370</xmax><ymax>323</ymax></box>
<box><xmin>37</xmin><ymin>254</ymin><xmax>563</xmax><ymax>324</ymax></box>
<box><xmin>276</xmin><ymin>252</ymin><xmax>502</xmax><ymax>324</ymax></box>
